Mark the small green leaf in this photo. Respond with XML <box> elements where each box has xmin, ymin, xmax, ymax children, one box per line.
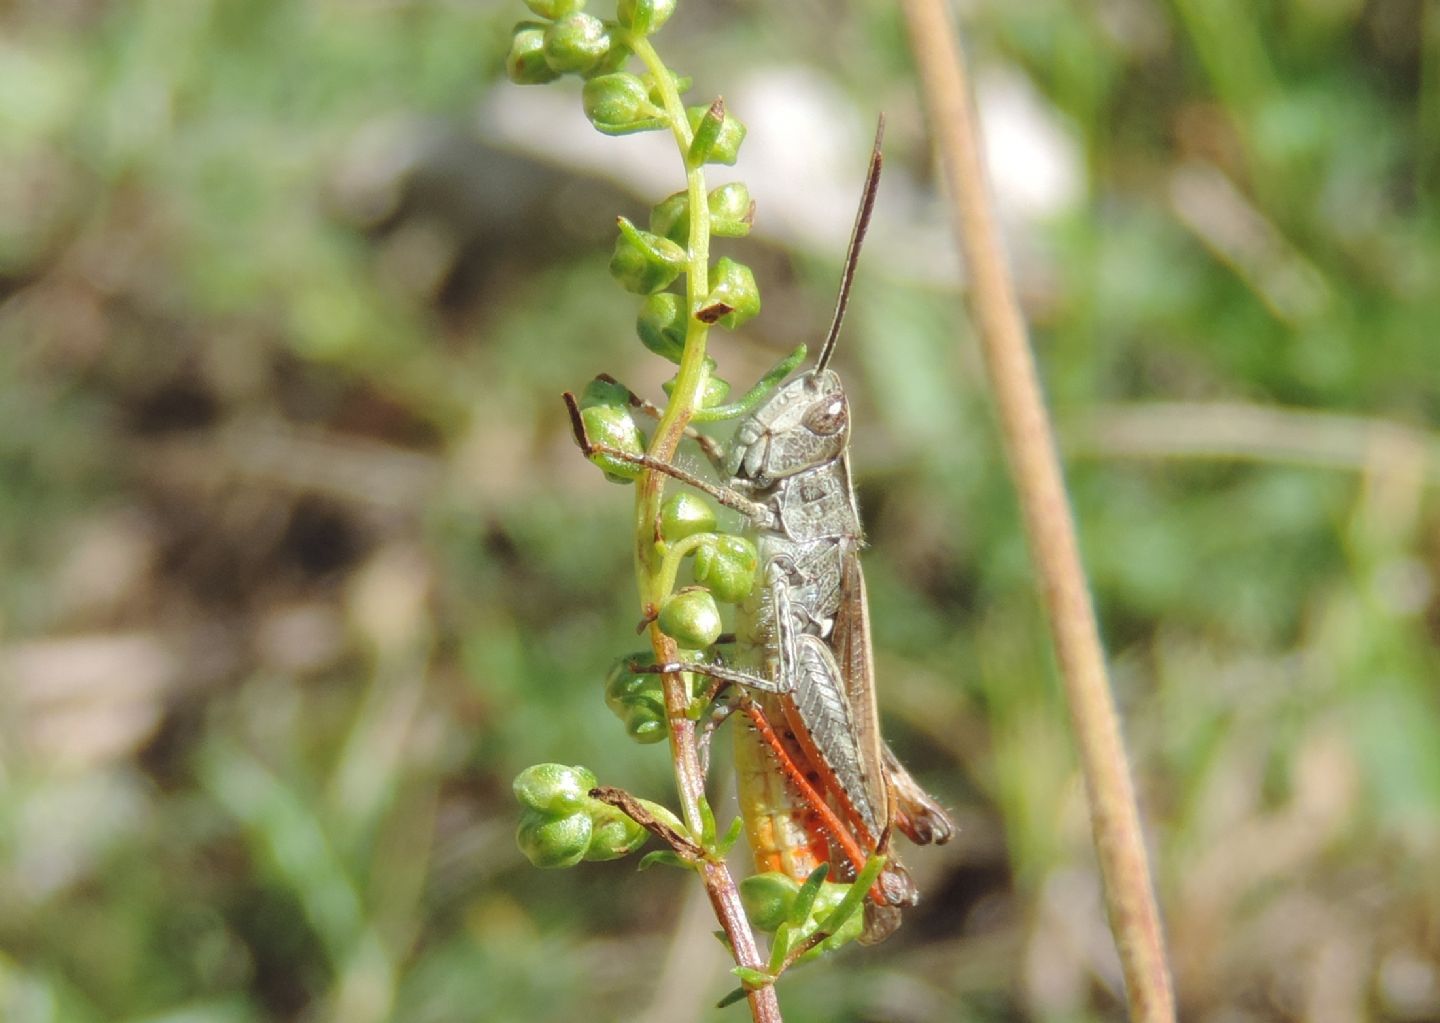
<box><xmin>816</xmin><ymin>855</ymin><xmax>886</xmax><ymax>934</ymax></box>
<box><xmin>767</xmin><ymin>922</ymin><xmax>795</xmax><ymax>974</ymax></box>
<box><xmin>687</xmin><ymin>98</ymin><xmax>727</xmax><ymax>167</ymax></box>
<box><xmin>686</xmin><ymin>104</ymin><xmax>746</xmax><ymax>165</ymax></box>
<box><xmin>731</xmin><ymin>966</ymin><xmax>774</xmax><ymax>988</ymax></box>
<box><xmin>789</xmin><ymin>864</ymin><xmax>830</xmax><ymax>927</ymax></box>
<box><xmin>716</xmin><ymin>988</ymin><xmax>748</xmax><ymax>1010</ymax></box>
<box><xmin>638</xmin><ymin>850</ymin><xmax>693</xmax><ymax>871</ymax></box>
<box><xmin>718</xmin><ymin>816</ymin><xmax>744</xmax><ymax>855</ymax></box>
<box><xmin>698</xmin><ymin>794</ymin><xmax>718</xmax><ymax>848</ymax></box>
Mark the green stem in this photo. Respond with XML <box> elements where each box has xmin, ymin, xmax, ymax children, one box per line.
<box><xmin>655</xmin><ymin>532</ymin><xmax>713</xmax><ymax>601</ymax></box>
<box><xmin>623</xmin><ymin>34</ymin><xmax>784</xmax><ymax>1023</ymax></box>
<box><xmin>626</xmin><ymin>33</ymin><xmax>712</xmax><ymax>606</ymax></box>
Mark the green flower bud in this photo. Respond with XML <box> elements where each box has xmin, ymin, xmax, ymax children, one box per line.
<box><xmin>524</xmin><ymin>0</ymin><xmax>584</xmax><ymax>18</ymax></box>
<box><xmin>617</xmin><ymin>0</ymin><xmax>676</xmax><ymax>35</ymax></box>
<box><xmin>645</xmin><ymin>69</ymin><xmax>692</xmax><ymax>105</ymax></box>
<box><xmin>699</xmin><ymin>257</ymin><xmax>760</xmax><ymax>329</ymax></box>
<box><xmin>542</xmin><ymin>13</ymin><xmax>610</xmax><ymax>74</ymax></box>
<box><xmin>650</xmin><ymin>184</ymin><xmax>752</xmax><ymax>245</ymax></box>
<box><xmin>658</xmin><ymin>587</ymin><xmax>722</xmax><ymax>649</ymax></box>
<box><xmin>583</xmin><ymin>73</ymin><xmax>666</xmax><ymax>135</ymax></box>
<box><xmin>699</xmin><ymin>374</ymin><xmax>732</xmax><ymax>408</ymax></box>
<box><xmin>516</xmin><ymin>806</ymin><xmax>592</xmax><ymax>868</ymax></box>
<box><xmin>625</xmin><ymin>708</ymin><xmax>667</xmax><ymax>743</ymax></box>
<box><xmin>584</xmin><ymin>802</ymin><xmax>649</xmax><ymax>860</ymax></box>
<box><xmin>661</xmin><ymin>359</ymin><xmax>729</xmax><ymax>408</ymax></box>
<box><xmin>686</xmin><ymin>104</ymin><xmax>746</xmax><ymax>165</ymax></box>
<box><xmin>513</xmin><ymin>763</ymin><xmax>598</xmax><ymax>815</ymax></box>
<box><xmin>694</xmin><ymin>534</ymin><xmax>758</xmax><ymax>603</ymax></box>
<box><xmin>636</xmin><ymin>292</ymin><xmax>687</xmax><ymax>362</ymax></box>
<box><xmin>506</xmin><ymin>23</ymin><xmax>562</xmax><ymax>85</ymax></box>
<box><xmin>578</xmin><ymin>376</ymin><xmax>631</xmax><ymax>412</ymax></box>
<box><xmin>610</xmin><ymin>217</ymin><xmax>686</xmax><ymax>295</ymax></box>
<box><xmin>801</xmin><ymin>884</ymin><xmax>864</xmax><ymax>959</ymax></box>
<box><xmin>648</xmin><ymin>191</ymin><xmax>689</xmax><ymax>245</ymax></box>
<box><xmin>580</xmin><ymin>403</ymin><xmax>646</xmax><ymax>483</ymax></box>
<box><xmin>584</xmin><ymin>40</ymin><xmax>632</xmax><ymax>78</ymax></box>
<box><xmin>603</xmin><ymin>654</ymin><xmax>668</xmax><ymax>744</ymax></box>
<box><xmin>740</xmin><ymin>872</ymin><xmax>800</xmax><ymax>932</ymax></box>
<box><xmin>603</xmin><ymin>653</ymin><xmax>654</xmax><ymax>710</ymax></box>
<box><xmin>660</xmin><ymin>493</ymin><xmax>716</xmax><ymax>543</ymax></box>
<box><xmin>708</xmin><ymin>182</ymin><xmax>754</xmax><ymax>238</ymax></box>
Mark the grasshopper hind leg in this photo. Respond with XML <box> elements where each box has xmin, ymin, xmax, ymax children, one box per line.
<box><xmin>883</xmin><ymin>744</ymin><xmax>955</xmax><ymax>846</ymax></box>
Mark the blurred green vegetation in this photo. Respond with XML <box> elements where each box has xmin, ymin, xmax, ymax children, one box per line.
<box><xmin>2</xmin><ymin>1</ymin><xmax>1438</xmax><ymax>1021</ymax></box>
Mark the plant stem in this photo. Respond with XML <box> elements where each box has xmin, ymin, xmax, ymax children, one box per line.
<box><xmin>897</xmin><ymin>2</ymin><xmax>1177</xmax><ymax>1021</ymax></box>
<box><xmin>624</xmin><ymin>32</ymin><xmax>782</xmax><ymax>1023</ymax></box>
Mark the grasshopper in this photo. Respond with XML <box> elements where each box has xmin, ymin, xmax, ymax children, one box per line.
<box><xmin>565</xmin><ymin>119</ymin><xmax>952</xmax><ymax>942</ymax></box>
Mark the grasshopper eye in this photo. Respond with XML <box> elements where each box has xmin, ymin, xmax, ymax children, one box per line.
<box><xmin>802</xmin><ymin>396</ymin><xmax>847</xmax><ymax>436</ymax></box>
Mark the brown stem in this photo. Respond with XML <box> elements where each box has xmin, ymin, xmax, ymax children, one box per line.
<box><xmin>897</xmin><ymin>3</ymin><xmax>1177</xmax><ymax>1021</ymax></box>
<box><xmin>590</xmin><ymin>786</ymin><xmax>705</xmax><ymax>858</ymax></box>
<box><xmin>649</xmin><ymin>631</ymin><xmax>780</xmax><ymax>1022</ymax></box>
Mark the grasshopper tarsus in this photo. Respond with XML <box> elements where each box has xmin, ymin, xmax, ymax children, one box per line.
<box><xmin>564</xmin><ymin>388</ymin><xmax>775</xmax><ymax>523</ymax></box>
<box><xmin>590</xmin><ymin>374</ymin><xmax>726</xmax><ymax>464</ymax></box>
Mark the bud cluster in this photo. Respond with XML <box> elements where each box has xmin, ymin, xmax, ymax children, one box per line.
<box><xmin>652</xmin><ymin>491</ymin><xmax>757</xmax><ymax>652</ymax></box>
<box><xmin>513</xmin><ymin>763</ymin><xmax>648</xmax><ymax>868</ymax></box>
<box><xmin>739</xmin><ymin>871</ymin><xmax>866</xmax><ymax>961</ymax></box>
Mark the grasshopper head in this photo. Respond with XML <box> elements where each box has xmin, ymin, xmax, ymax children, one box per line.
<box><xmin>726</xmin><ymin>370</ymin><xmax>850</xmax><ymax>487</ymax></box>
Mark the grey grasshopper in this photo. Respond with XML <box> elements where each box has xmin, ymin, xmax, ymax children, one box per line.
<box><xmin>566</xmin><ymin>119</ymin><xmax>953</xmax><ymax>942</ymax></box>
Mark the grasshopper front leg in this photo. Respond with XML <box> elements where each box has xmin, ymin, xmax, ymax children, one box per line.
<box><xmin>562</xmin><ymin>392</ymin><xmax>777</xmax><ymax>527</ymax></box>
<box><xmin>588</xmin><ymin>373</ymin><xmax>726</xmax><ymax>466</ymax></box>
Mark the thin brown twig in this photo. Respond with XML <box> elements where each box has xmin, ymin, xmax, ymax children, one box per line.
<box><xmin>590</xmin><ymin>786</ymin><xmax>705</xmax><ymax>858</ymax></box>
<box><xmin>897</xmin><ymin>3</ymin><xmax>1177</xmax><ymax>1021</ymax></box>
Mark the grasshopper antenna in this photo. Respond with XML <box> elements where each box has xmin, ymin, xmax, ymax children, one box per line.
<box><xmin>815</xmin><ymin>115</ymin><xmax>885</xmax><ymax>374</ymax></box>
